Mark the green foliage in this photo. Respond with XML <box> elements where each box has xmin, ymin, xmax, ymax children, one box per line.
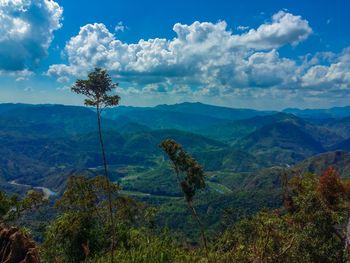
<box><xmin>215</xmin><ymin>171</ymin><xmax>350</xmax><ymax>263</ymax></box>
<box><xmin>160</xmin><ymin>139</ymin><xmax>210</xmax><ymax>260</ymax></box>
<box><xmin>216</xmin><ymin>210</ymin><xmax>293</xmax><ymax>262</ymax></box>
<box><xmin>55</xmin><ymin>175</ymin><xmax>120</xmax><ymax>212</ymax></box>
<box><xmin>0</xmin><ymin>191</ymin><xmax>12</xmax><ymax>219</ymax></box>
<box><xmin>42</xmin><ymin>211</ymin><xmax>104</xmax><ymax>263</ymax></box>
<box><xmin>160</xmin><ymin>139</ymin><xmax>206</xmax><ymax>202</ymax></box>
<box><xmin>0</xmin><ymin>190</ymin><xmax>46</xmax><ymax>223</ymax></box>
<box><xmin>92</xmin><ymin>229</ymin><xmax>205</xmax><ymax>263</ymax></box>
<box><xmin>41</xmin><ymin>175</ymin><xmax>144</xmax><ymax>263</ymax></box>
<box><xmin>71</xmin><ymin>68</ymin><xmax>120</xmax><ymax>109</ymax></box>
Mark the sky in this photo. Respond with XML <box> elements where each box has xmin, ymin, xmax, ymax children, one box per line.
<box><xmin>0</xmin><ymin>0</ymin><xmax>350</xmax><ymax>110</ymax></box>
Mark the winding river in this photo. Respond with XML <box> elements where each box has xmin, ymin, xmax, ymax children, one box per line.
<box><xmin>8</xmin><ymin>180</ymin><xmax>57</xmax><ymax>199</ymax></box>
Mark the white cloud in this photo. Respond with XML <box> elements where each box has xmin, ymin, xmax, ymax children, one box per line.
<box><xmin>246</xmin><ymin>49</ymin><xmax>298</xmax><ymax>87</ymax></box>
<box><xmin>48</xmin><ymin>10</ymin><xmax>311</xmax><ymax>91</ymax></box>
<box><xmin>234</xmin><ymin>11</ymin><xmax>312</xmax><ymax>49</ymax></box>
<box><xmin>302</xmin><ymin>47</ymin><xmax>350</xmax><ymax>90</ymax></box>
<box><xmin>46</xmin><ymin>10</ymin><xmax>324</xmax><ymax>104</ymax></box>
<box><xmin>0</xmin><ymin>0</ymin><xmax>63</xmax><ymax>70</ymax></box>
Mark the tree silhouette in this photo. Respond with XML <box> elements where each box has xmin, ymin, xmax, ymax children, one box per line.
<box><xmin>160</xmin><ymin>139</ymin><xmax>210</xmax><ymax>261</ymax></box>
<box><xmin>71</xmin><ymin>68</ymin><xmax>120</xmax><ymax>262</ymax></box>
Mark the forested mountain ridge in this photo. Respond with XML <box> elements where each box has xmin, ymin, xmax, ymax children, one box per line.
<box><xmin>3</xmin><ymin>102</ymin><xmax>350</xmax><ymax>192</ymax></box>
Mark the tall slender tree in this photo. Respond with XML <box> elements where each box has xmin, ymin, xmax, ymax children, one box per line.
<box><xmin>71</xmin><ymin>68</ymin><xmax>120</xmax><ymax>262</ymax></box>
<box><xmin>160</xmin><ymin>139</ymin><xmax>210</xmax><ymax>261</ymax></box>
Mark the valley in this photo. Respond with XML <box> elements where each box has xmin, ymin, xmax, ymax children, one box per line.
<box><xmin>2</xmin><ymin>102</ymin><xmax>350</xmax><ymax>235</ymax></box>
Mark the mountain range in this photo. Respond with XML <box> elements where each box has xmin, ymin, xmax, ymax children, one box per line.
<box><xmin>2</xmin><ymin>101</ymin><xmax>350</xmax><ymax>232</ymax></box>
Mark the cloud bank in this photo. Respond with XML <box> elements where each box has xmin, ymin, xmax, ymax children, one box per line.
<box><xmin>49</xmin><ymin>11</ymin><xmax>310</xmax><ymax>84</ymax></box>
<box><xmin>46</xmin><ymin>10</ymin><xmax>350</xmax><ymax>105</ymax></box>
<box><xmin>0</xmin><ymin>0</ymin><xmax>63</xmax><ymax>71</ymax></box>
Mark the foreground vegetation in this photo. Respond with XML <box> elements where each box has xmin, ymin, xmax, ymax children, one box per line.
<box><xmin>2</xmin><ymin>165</ymin><xmax>350</xmax><ymax>262</ymax></box>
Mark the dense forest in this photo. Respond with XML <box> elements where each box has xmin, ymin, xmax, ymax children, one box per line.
<box><xmin>2</xmin><ymin>69</ymin><xmax>350</xmax><ymax>262</ymax></box>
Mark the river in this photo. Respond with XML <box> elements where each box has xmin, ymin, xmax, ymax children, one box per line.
<box><xmin>8</xmin><ymin>180</ymin><xmax>57</xmax><ymax>199</ymax></box>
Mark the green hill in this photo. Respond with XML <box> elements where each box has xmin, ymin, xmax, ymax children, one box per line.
<box><xmin>235</xmin><ymin>121</ymin><xmax>325</xmax><ymax>165</ymax></box>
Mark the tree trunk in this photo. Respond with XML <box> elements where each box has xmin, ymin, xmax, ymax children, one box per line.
<box><xmin>187</xmin><ymin>201</ymin><xmax>210</xmax><ymax>262</ymax></box>
<box><xmin>96</xmin><ymin>105</ymin><xmax>116</xmax><ymax>263</ymax></box>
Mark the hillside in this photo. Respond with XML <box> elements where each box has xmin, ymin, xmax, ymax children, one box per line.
<box><xmin>103</xmin><ymin>108</ymin><xmax>227</xmax><ymax>131</ymax></box>
<box><xmin>234</xmin><ymin>121</ymin><xmax>325</xmax><ymax>165</ymax></box>
<box><xmin>284</xmin><ymin>105</ymin><xmax>350</xmax><ymax>119</ymax></box>
<box><xmin>293</xmin><ymin>150</ymin><xmax>350</xmax><ymax>178</ymax></box>
<box><xmin>154</xmin><ymin>102</ymin><xmax>275</xmax><ymax>120</ymax></box>
<box><xmin>198</xmin><ymin>112</ymin><xmax>302</xmax><ymax>142</ymax></box>
<box><xmin>0</xmin><ymin>104</ymin><xmax>115</xmax><ymax>137</ymax></box>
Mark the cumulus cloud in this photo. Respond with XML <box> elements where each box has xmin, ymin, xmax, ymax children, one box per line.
<box><xmin>246</xmin><ymin>49</ymin><xmax>298</xmax><ymax>87</ymax></box>
<box><xmin>0</xmin><ymin>0</ymin><xmax>63</xmax><ymax>71</ymax></box>
<box><xmin>48</xmin><ymin>11</ymin><xmax>312</xmax><ymax>86</ymax></box>
<box><xmin>46</xmin><ymin>10</ymin><xmax>322</xmax><ymax>103</ymax></box>
<box><xmin>234</xmin><ymin>11</ymin><xmax>312</xmax><ymax>49</ymax></box>
<box><xmin>302</xmin><ymin>48</ymin><xmax>350</xmax><ymax>90</ymax></box>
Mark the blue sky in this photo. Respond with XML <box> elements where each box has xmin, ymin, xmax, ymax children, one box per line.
<box><xmin>0</xmin><ymin>0</ymin><xmax>350</xmax><ymax>109</ymax></box>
